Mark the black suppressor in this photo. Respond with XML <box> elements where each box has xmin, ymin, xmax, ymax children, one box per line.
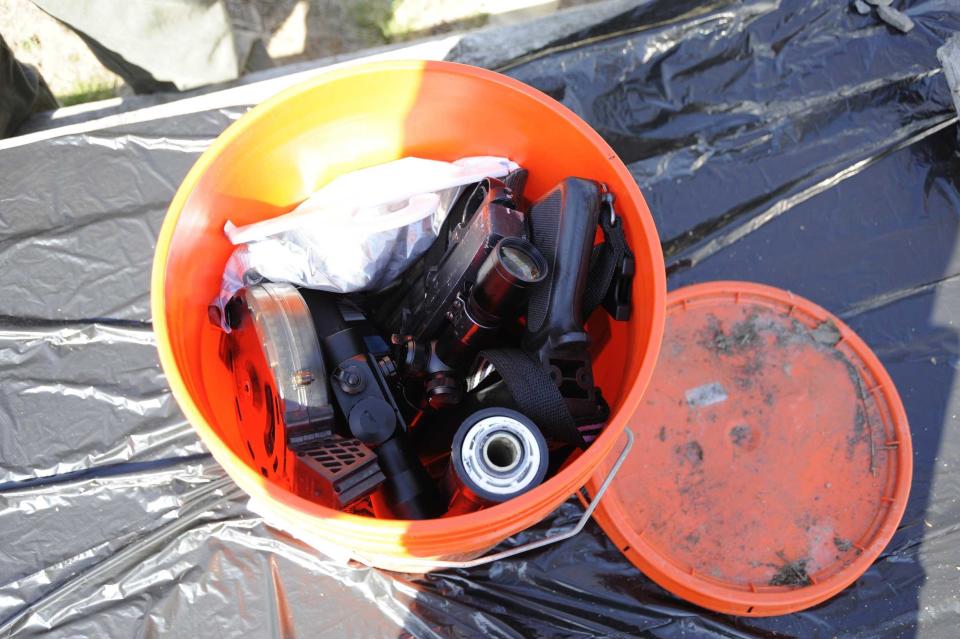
<box><xmin>303</xmin><ymin>291</ymin><xmax>445</xmax><ymax>520</ymax></box>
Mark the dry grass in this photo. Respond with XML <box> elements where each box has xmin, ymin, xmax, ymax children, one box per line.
<box><xmin>0</xmin><ymin>0</ymin><xmax>123</xmax><ymax>103</ymax></box>
<box><xmin>0</xmin><ymin>0</ymin><xmax>601</xmax><ymax>106</ymax></box>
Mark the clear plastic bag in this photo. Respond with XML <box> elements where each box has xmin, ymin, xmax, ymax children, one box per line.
<box><xmin>215</xmin><ymin>156</ymin><xmax>518</xmax><ymax>331</ymax></box>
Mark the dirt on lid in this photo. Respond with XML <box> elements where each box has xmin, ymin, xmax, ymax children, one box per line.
<box><xmin>769</xmin><ymin>555</ymin><xmax>812</xmax><ymax>587</ymax></box>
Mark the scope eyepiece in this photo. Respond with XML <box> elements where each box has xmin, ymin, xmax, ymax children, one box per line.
<box><xmin>470</xmin><ymin>237</ymin><xmax>548</xmax><ymax>319</ymax></box>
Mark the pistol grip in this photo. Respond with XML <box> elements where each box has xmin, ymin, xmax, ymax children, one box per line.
<box><xmin>524</xmin><ymin>177</ymin><xmax>602</xmax><ymax>354</ymax></box>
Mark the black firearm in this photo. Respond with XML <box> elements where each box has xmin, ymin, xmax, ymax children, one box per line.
<box><xmin>303</xmin><ymin>290</ymin><xmax>445</xmax><ymax>520</ymax></box>
<box><xmin>388</xmin><ymin>178</ymin><xmax>547</xmax><ymax>410</ymax></box>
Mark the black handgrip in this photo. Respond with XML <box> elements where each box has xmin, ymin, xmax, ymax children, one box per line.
<box><xmin>524</xmin><ymin>177</ymin><xmax>601</xmax><ymax>355</ymax></box>
<box><xmin>522</xmin><ymin>178</ymin><xmax>609</xmax><ymax>427</ymax></box>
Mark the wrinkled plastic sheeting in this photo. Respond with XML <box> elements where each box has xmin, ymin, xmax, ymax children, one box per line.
<box><xmin>940</xmin><ymin>32</ymin><xmax>960</xmax><ymax>117</ymax></box>
<box><xmin>0</xmin><ymin>460</ymin><xmax>412</xmax><ymax>637</ymax></box>
<box><xmin>2</xmin><ymin>0</ymin><xmax>960</xmax><ymax>636</ymax></box>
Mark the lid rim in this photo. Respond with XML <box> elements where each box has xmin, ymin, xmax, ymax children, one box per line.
<box><xmin>589</xmin><ymin>280</ymin><xmax>913</xmax><ymax>617</ymax></box>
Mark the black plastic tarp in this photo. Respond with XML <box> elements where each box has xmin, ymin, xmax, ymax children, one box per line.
<box><xmin>2</xmin><ymin>0</ymin><xmax>959</xmax><ymax>636</ymax></box>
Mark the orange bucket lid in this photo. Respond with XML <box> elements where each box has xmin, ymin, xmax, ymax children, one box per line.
<box><xmin>588</xmin><ymin>281</ymin><xmax>912</xmax><ymax>616</ymax></box>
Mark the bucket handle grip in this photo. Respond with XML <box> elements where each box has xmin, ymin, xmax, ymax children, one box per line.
<box><xmin>366</xmin><ymin>427</ymin><xmax>633</xmax><ymax>571</ymax></box>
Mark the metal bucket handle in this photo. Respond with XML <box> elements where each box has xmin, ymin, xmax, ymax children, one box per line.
<box><xmin>362</xmin><ymin>428</ymin><xmax>634</xmax><ymax>571</ymax></box>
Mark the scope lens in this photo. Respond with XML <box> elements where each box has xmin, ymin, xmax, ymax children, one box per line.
<box><xmin>499</xmin><ymin>243</ymin><xmax>543</xmax><ymax>282</ymax></box>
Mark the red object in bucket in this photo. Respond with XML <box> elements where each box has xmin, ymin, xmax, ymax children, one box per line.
<box><xmin>151</xmin><ymin>60</ymin><xmax>666</xmax><ymax>571</ymax></box>
<box><xmin>588</xmin><ymin>281</ymin><xmax>912</xmax><ymax>616</ymax></box>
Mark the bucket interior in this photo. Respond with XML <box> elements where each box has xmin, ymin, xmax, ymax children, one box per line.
<box><xmin>157</xmin><ymin>61</ymin><xmax>663</xmax><ymax>533</ymax></box>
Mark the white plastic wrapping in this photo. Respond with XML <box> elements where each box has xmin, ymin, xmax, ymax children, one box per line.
<box><xmin>215</xmin><ymin>156</ymin><xmax>518</xmax><ymax>331</ymax></box>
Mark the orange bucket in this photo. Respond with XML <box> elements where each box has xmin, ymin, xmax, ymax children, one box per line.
<box><xmin>151</xmin><ymin>60</ymin><xmax>666</xmax><ymax>570</ymax></box>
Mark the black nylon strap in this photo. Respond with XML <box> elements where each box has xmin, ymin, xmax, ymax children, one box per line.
<box><xmin>584</xmin><ymin>244</ymin><xmax>616</xmax><ymax>319</ymax></box>
<box><xmin>583</xmin><ymin>202</ymin><xmax>628</xmax><ymax>319</ymax></box>
<box><xmin>479</xmin><ymin>348</ymin><xmax>585</xmax><ymax>447</ymax></box>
